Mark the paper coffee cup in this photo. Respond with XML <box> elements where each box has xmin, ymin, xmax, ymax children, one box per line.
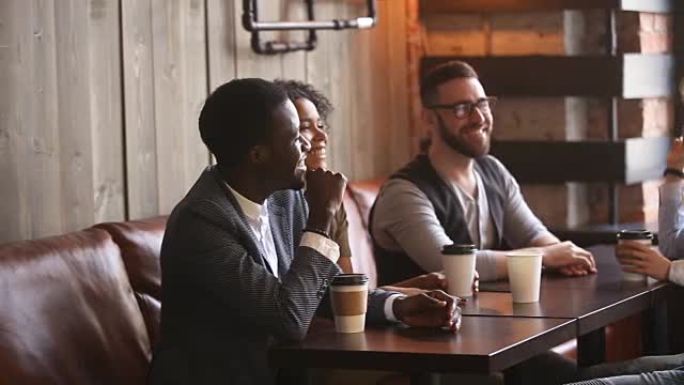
<box><xmin>507</xmin><ymin>250</ymin><xmax>543</xmax><ymax>303</ymax></box>
<box><xmin>442</xmin><ymin>244</ymin><xmax>477</xmax><ymax>297</ymax></box>
<box><xmin>330</xmin><ymin>274</ymin><xmax>369</xmax><ymax>333</ymax></box>
<box><xmin>616</xmin><ymin>230</ymin><xmax>653</xmax><ymax>282</ymax></box>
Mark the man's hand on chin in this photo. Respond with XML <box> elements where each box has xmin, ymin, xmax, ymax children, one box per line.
<box><xmin>392</xmin><ymin>290</ymin><xmax>464</xmax><ymax>333</ymax></box>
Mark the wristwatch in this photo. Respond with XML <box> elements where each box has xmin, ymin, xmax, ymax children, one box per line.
<box><xmin>304</xmin><ymin>227</ymin><xmax>331</xmax><ymax>239</ymax></box>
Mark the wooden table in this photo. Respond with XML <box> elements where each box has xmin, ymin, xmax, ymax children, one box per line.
<box><xmin>270</xmin><ymin>245</ymin><xmax>671</xmax><ymax>383</ymax></box>
<box><xmin>271</xmin><ymin>317</ymin><xmax>576</xmax><ymax>381</ymax></box>
<box><xmin>470</xmin><ymin>262</ymin><xmax>666</xmax><ymax>336</ymax></box>
<box><xmin>473</xmin><ymin>244</ymin><xmax>669</xmax><ymax>365</ymax></box>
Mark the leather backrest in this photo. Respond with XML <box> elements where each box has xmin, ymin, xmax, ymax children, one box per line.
<box><xmin>0</xmin><ymin>229</ymin><xmax>151</xmax><ymax>385</ymax></box>
<box><xmin>344</xmin><ymin>179</ymin><xmax>384</xmax><ymax>289</ymax></box>
<box><xmin>347</xmin><ymin>178</ymin><xmax>385</xmax><ymax>228</ymax></box>
<box><xmin>94</xmin><ymin>216</ymin><xmax>167</xmax><ymax>349</ymax></box>
<box><xmin>343</xmin><ymin>190</ymin><xmax>378</xmax><ymax>289</ymax></box>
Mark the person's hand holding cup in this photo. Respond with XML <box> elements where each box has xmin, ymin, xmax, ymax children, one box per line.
<box><xmin>615</xmin><ymin>241</ymin><xmax>671</xmax><ymax>281</ymax></box>
<box><xmin>616</xmin><ymin>230</ymin><xmax>654</xmax><ymax>282</ymax></box>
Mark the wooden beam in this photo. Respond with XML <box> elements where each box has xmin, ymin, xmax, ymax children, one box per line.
<box><xmin>489</xmin><ymin>136</ymin><xmax>670</xmax><ymax>184</ymax></box>
<box><xmin>421</xmin><ymin>55</ymin><xmax>675</xmax><ymax>98</ymax></box>
<box><xmin>420</xmin><ymin>0</ymin><xmax>674</xmax><ymax>14</ymax></box>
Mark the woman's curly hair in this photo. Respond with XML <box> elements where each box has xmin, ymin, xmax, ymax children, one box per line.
<box><xmin>274</xmin><ymin>79</ymin><xmax>334</xmax><ymax>122</ymax></box>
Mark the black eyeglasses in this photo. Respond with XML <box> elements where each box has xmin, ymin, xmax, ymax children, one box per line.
<box><xmin>428</xmin><ymin>97</ymin><xmax>497</xmax><ymax>119</ymax></box>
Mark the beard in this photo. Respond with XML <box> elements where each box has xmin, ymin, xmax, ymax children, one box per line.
<box><xmin>436</xmin><ymin>114</ymin><xmax>490</xmax><ymax>158</ymax></box>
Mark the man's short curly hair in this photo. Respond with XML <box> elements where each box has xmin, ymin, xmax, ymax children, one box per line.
<box><xmin>274</xmin><ymin>79</ymin><xmax>334</xmax><ymax>122</ymax></box>
<box><xmin>199</xmin><ymin>78</ymin><xmax>288</xmax><ymax>167</ymax></box>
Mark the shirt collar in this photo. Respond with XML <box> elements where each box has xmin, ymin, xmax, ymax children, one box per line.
<box><xmin>429</xmin><ymin>154</ymin><xmax>482</xmax><ymax>201</ymax></box>
<box><xmin>224</xmin><ymin>183</ymin><xmax>267</xmax><ymax>221</ymax></box>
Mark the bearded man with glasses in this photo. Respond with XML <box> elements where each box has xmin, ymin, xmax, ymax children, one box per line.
<box><xmin>370</xmin><ymin>60</ymin><xmax>597</xmax><ymax>291</ymax></box>
<box><xmin>368</xmin><ymin>60</ymin><xmax>600</xmax><ymax>385</ymax></box>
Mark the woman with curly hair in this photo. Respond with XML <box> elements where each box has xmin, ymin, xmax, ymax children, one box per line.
<box><xmin>274</xmin><ymin>79</ymin><xmax>457</xmax><ymax>295</ymax></box>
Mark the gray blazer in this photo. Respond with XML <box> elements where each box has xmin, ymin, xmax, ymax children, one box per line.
<box><xmin>148</xmin><ymin>166</ymin><xmax>392</xmax><ymax>385</ymax></box>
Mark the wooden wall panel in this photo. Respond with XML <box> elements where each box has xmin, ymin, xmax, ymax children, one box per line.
<box><xmin>24</xmin><ymin>0</ymin><xmax>63</xmax><ymax>239</ymax></box>
<box><xmin>88</xmin><ymin>0</ymin><xmax>126</xmax><ymax>224</ymax></box>
<box><xmin>55</xmin><ymin>0</ymin><xmax>96</xmax><ymax>231</ymax></box>
<box><xmin>306</xmin><ymin>2</ymin><xmax>354</xmax><ymax>176</ymax></box>
<box><xmin>350</xmin><ymin>9</ymin><xmax>381</xmax><ymax>180</ymax></box>
<box><xmin>345</xmin><ymin>0</ymin><xmax>411</xmax><ymax>180</ymax></box>
<box><xmin>384</xmin><ymin>1</ymin><xmax>412</xmax><ymax>172</ymax></box>
<box><xmin>0</xmin><ymin>0</ymin><xmax>32</xmax><ymax>242</ymax></box>
<box><xmin>122</xmin><ymin>0</ymin><xmax>159</xmax><ymax>220</ymax></box>
<box><xmin>304</xmin><ymin>0</ymin><xmax>411</xmax><ymax>180</ymax></box>
<box><xmin>123</xmin><ymin>0</ymin><xmax>210</xmax><ymax>219</ymax></box>
<box><xmin>0</xmin><ymin>0</ymin><xmax>127</xmax><ymax>242</ymax></box>
<box><xmin>0</xmin><ymin>0</ymin><xmax>414</xmax><ymax>242</ymax></box>
<box><xmin>0</xmin><ymin>0</ymin><xmax>17</xmax><ymax>241</ymax></box>
<box><xmin>206</xmin><ymin>0</ymin><xmax>237</xmax><ymax>89</ymax></box>
<box><xmin>278</xmin><ymin>0</ymin><xmax>307</xmax><ymax>81</ymax></box>
<box><xmin>0</xmin><ymin>0</ymin><xmax>63</xmax><ymax>242</ymax></box>
<box><xmin>151</xmin><ymin>0</ymin><xmax>209</xmax><ymax>214</ymax></box>
<box><xmin>233</xmin><ymin>0</ymin><xmax>282</xmax><ymax>78</ymax></box>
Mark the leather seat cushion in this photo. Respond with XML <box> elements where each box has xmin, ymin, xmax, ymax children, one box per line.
<box><xmin>0</xmin><ymin>228</ymin><xmax>151</xmax><ymax>385</ymax></box>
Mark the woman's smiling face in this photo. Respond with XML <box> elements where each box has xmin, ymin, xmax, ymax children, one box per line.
<box><xmin>294</xmin><ymin>97</ymin><xmax>328</xmax><ymax>170</ymax></box>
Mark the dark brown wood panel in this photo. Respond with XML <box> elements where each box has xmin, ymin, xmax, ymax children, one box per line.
<box><xmin>488</xmin><ymin>136</ymin><xmax>670</xmax><ymax>184</ymax></box>
<box><xmin>270</xmin><ymin>317</ymin><xmax>575</xmax><ymax>373</ymax></box>
<box><xmin>421</xmin><ymin>55</ymin><xmax>675</xmax><ymax>98</ymax></box>
<box><xmin>420</xmin><ymin>0</ymin><xmax>674</xmax><ymax>14</ymax></box>
<box><xmin>551</xmin><ymin>222</ymin><xmax>658</xmax><ymax>248</ymax></box>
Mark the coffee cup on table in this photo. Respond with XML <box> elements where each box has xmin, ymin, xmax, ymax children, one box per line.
<box><xmin>616</xmin><ymin>230</ymin><xmax>654</xmax><ymax>282</ymax></box>
<box><xmin>330</xmin><ymin>274</ymin><xmax>369</xmax><ymax>333</ymax></box>
<box><xmin>441</xmin><ymin>244</ymin><xmax>477</xmax><ymax>298</ymax></box>
<box><xmin>507</xmin><ymin>249</ymin><xmax>543</xmax><ymax>303</ymax></box>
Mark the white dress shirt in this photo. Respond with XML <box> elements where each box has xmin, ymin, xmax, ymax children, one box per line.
<box><xmin>225</xmin><ymin>184</ymin><xmax>340</xmax><ymax>277</ymax></box>
<box><xmin>226</xmin><ymin>184</ymin><xmax>403</xmax><ymax>321</ymax></box>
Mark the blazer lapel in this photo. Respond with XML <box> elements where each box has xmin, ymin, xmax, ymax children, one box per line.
<box><xmin>267</xmin><ymin>197</ymin><xmax>293</xmax><ymax>276</ymax></box>
<box><xmin>210</xmin><ymin>168</ymin><xmax>271</xmax><ymax>272</ymax></box>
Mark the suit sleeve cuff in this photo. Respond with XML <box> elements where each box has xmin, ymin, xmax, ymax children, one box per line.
<box><xmin>301</xmin><ymin>231</ymin><xmax>340</xmax><ymax>263</ymax></box>
<box><xmin>384</xmin><ymin>293</ymin><xmax>406</xmax><ymax>322</ymax></box>
<box><xmin>669</xmin><ymin>260</ymin><xmax>684</xmax><ymax>286</ymax></box>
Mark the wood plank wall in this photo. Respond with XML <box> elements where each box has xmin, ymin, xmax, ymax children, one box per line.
<box><xmin>0</xmin><ymin>0</ymin><xmax>411</xmax><ymax>243</ymax></box>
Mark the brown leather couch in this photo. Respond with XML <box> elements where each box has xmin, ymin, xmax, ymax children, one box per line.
<box><xmin>0</xmin><ymin>227</ymin><xmax>154</xmax><ymax>385</ymax></box>
<box><xmin>3</xmin><ymin>180</ymin><xmax>644</xmax><ymax>384</ymax></box>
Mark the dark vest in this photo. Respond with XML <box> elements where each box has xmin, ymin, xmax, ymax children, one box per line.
<box><xmin>370</xmin><ymin>154</ymin><xmax>508</xmax><ymax>286</ymax></box>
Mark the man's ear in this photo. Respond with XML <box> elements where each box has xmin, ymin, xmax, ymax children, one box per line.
<box><xmin>248</xmin><ymin>144</ymin><xmax>270</xmax><ymax>165</ymax></box>
<box><xmin>422</xmin><ymin>108</ymin><xmax>437</xmax><ymax>127</ymax></box>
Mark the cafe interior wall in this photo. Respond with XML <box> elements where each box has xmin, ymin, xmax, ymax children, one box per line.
<box><xmin>0</xmin><ymin>0</ymin><xmax>413</xmax><ymax>243</ymax></box>
<box><xmin>0</xmin><ymin>0</ymin><xmax>675</xmax><ymax>244</ymax></box>
<box><xmin>417</xmin><ymin>8</ymin><xmax>675</xmax><ymax>229</ymax></box>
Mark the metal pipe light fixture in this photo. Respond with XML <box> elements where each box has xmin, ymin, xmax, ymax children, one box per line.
<box><xmin>242</xmin><ymin>0</ymin><xmax>377</xmax><ymax>55</ymax></box>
